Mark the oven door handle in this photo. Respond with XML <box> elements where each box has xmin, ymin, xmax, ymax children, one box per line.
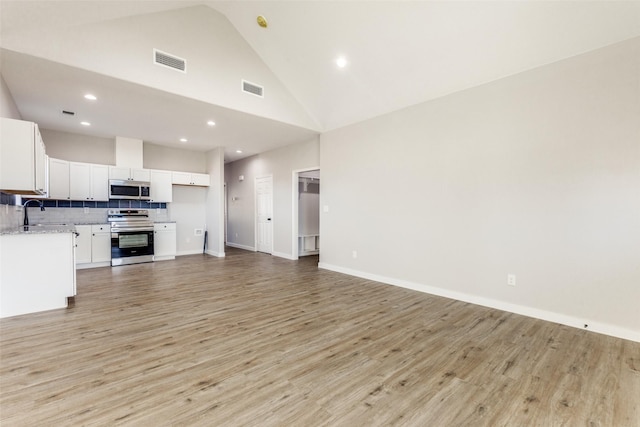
<box><xmin>111</xmin><ymin>227</ymin><xmax>154</xmax><ymax>233</ymax></box>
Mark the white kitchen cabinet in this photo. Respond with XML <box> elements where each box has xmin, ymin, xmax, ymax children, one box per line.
<box><xmin>91</xmin><ymin>165</ymin><xmax>109</xmax><ymax>201</ymax></box>
<box><xmin>91</xmin><ymin>224</ymin><xmax>111</xmax><ymax>264</ymax></box>
<box><xmin>109</xmin><ymin>166</ymin><xmax>150</xmax><ymax>182</ymax></box>
<box><xmin>76</xmin><ymin>224</ymin><xmax>111</xmax><ymax>268</ymax></box>
<box><xmin>150</xmin><ymin>170</ymin><xmax>173</xmax><ymax>202</ymax></box>
<box><xmin>49</xmin><ymin>158</ymin><xmax>70</xmax><ymax>200</ymax></box>
<box><xmin>154</xmin><ymin>222</ymin><xmax>176</xmax><ymax>261</ymax></box>
<box><xmin>0</xmin><ymin>117</ymin><xmax>47</xmax><ymax>195</ymax></box>
<box><xmin>172</xmin><ymin>171</ymin><xmax>210</xmax><ymax>187</ymax></box>
<box><xmin>1</xmin><ymin>232</ymin><xmax>75</xmax><ymax>318</ymax></box>
<box><xmin>69</xmin><ymin>162</ymin><xmax>108</xmax><ymax>201</ymax></box>
<box><xmin>75</xmin><ymin>225</ymin><xmax>92</xmax><ymax>264</ymax></box>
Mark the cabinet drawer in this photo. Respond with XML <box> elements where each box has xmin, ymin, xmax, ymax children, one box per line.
<box><xmin>91</xmin><ymin>224</ymin><xmax>110</xmax><ymax>233</ymax></box>
<box><xmin>154</xmin><ymin>223</ymin><xmax>176</xmax><ymax>231</ymax></box>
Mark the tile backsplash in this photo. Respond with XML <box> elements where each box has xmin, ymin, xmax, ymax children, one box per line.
<box><xmin>1</xmin><ymin>194</ymin><xmax>169</xmax><ymax>229</ymax></box>
<box><xmin>28</xmin><ymin>207</ymin><xmax>170</xmax><ymax>225</ymax></box>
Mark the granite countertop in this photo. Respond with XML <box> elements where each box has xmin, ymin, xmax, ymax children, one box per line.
<box><xmin>0</xmin><ymin>224</ymin><xmax>78</xmax><ymax>236</ymax></box>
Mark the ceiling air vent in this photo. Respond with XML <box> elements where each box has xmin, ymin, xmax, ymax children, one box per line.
<box><xmin>154</xmin><ymin>49</ymin><xmax>186</xmax><ymax>73</ymax></box>
<box><xmin>242</xmin><ymin>80</ymin><xmax>264</xmax><ymax>98</ymax></box>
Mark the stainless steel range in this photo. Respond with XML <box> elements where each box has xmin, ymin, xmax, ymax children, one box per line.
<box><xmin>108</xmin><ymin>209</ymin><xmax>154</xmax><ymax>266</ymax></box>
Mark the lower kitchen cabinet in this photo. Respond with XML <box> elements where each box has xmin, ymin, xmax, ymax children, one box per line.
<box><xmin>91</xmin><ymin>224</ymin><xmax>111</xmax><ymax>264</ymax></box>
<box><xmin>75</xmin><ymin>224</ymin><xmax>111</xmax><ymax>269</ymax></box>
<box><xmin>75</xmin><ymin>225</ymin><xmax>92</xmax><ymax>264</ymax></box>
<box><xmin>1</xmin><ymin>232</ymin><xmax>75</xmax><ymax>318</ymax></box>
<box><xmin>154</xmin><ymin>222</ymin><xmax>176</xmax><ymax>261</ymax></box>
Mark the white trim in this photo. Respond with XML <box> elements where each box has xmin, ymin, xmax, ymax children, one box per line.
<box><xmin>176</xmin><ymin>250</ymin><xmax>205</xmax><ymax>256</ymax></box>
<box><xmin>255</xmin><ymin>174</ymin><xmax>273</xmax><ymax>255</ymax></box>
<box><xmin>76</xmin><ymin>261</ymin><xmax>111</xmax><ymax>270</ymax></box>
<box><xmin>226</xmin><ymin>242</ymin><xmax>256</xmax><ymax>252</ymax></box>
<box><xmin>205</xmin><ymin>249</ymin><xmax>225</xmax><ymax>258</ymax></box>
<box><xmin>292</xmin><ymin>166</ymin><xmax>320</xmax><ymax>261</ymax></box>
<box><xmin>318</xmin><ymin>262</ymin><xmax>640</xmax><ymax>343</ymax></box>
<box><xmin>273</xmin><ymin>251</ymin><xmax>296</xmax><ymax>260</ymax></box>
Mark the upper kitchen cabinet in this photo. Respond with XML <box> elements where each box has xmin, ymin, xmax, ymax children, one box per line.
<box><xmin>150</xmin><ymin>170</ymin><xmax>172</xmax><ymax>203</ymax></box>
<box><xmin>109</xmin><ymin>166</ymin><xmax>150</xmax><ymax>182</ymax></box>
<box><xmin>172</xmin><ymin>171</ymin><xmax>210</xmax><ymax>187</ymax></box>
<box><xmin>0</xmin><ymin>117</ymin><xmax>47</xmax><ymax>195</ymax></box>
<box><xmin>49</xmin><ymin>158</ymin><xmax>70</xmax><ymax>200</ymax></box>
<box><xmin>69</xmin><ymin>162</ymin><xmax>109</xmax><ymax>201</ymax></box>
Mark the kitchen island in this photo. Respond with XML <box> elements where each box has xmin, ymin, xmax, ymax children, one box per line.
<box><xmin>0</xmin><ymin>225</ymin><xmax>76</xmax><ymax>318</ymax></box>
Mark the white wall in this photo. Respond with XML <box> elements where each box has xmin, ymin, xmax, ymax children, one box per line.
<box><xmin>319</xmin><ymin>37</ymin><xmax>640</xmax><ymax>342</ymax></box>
<box><xmin>205</xmin><ymin>147</ymin><xmax>225</xmax><ymax>257</ymax></box>
<box><xmin>40</xmin><ymin>129</ymin><xmax>115</xmax><ymax>164</ymax></box>
<box><xmin>225</xmin><ymin>138</ymin><xmax>320</xmax><ymax>258</ymax></box>
<box><xmin>168</xmin><ymin>186</ymin><xmax>207</xmax><ymax>256</ymax></box>
<box><xmin>0</xmin><ymin>73</ymin><xmax>21</xmax><ymax>119</ymax></box>
<box><xmin>2</xmin><ymin>6</ymin><xmax>318</xmax><ymax>131</ymax></box>
<box><xmin>144</xmin><ymin>143</ymin><xmax>206</xmax><ymax>173</ymax></box>
<box><xmin>0</xmin><ymin>72</ymin><xmax>23</xmax><ymax>227</ymax></box>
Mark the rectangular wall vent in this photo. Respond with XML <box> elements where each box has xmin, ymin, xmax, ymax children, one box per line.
<box><xmin>242</xmin><ymin>80</ymin><xmax>264</xmax><ymax>97</ymax></box>
<box><xmin>154</xmin><ymin>49</ymin><xmax>186</xmax><ymax>73</ymax></box>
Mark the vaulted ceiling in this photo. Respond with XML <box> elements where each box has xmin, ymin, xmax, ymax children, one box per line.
<box><xmin>1</xmin><ymin>1</ymin><xmax>639</xmax><ymax>162</ymax></box>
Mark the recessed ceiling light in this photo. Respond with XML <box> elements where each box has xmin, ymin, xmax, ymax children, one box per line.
<box><xmin>80</xmin><ymin>121</ymin><xmax>91</xmax><ymax>126</ymax></box>
<box><xmin>207</xmin><ymin>120</ymin><xmax>216</xmax><ymax>126</ymax></box>
<box><xmin>84</xmin><ymin>94</ymin><xmax>97</xmax><ymax>100</ymax></box>
<box><xmin>180</xmin><ymin>138</ymin><xmax>188</xmax><ymax>143</ymax></box>
<box><xmin>236</xmin><ymin>150</ymin><xmax>243</xmax><ymax>154</ymax></box>
<box><xmin>336</xmin><ymin>56</ymin><xmax>348</xmax><ymax>68</ymax></box>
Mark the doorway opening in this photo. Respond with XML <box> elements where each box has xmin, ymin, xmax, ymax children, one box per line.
<box><xmin>293</xmin><ymin>168</ymin><xmax>320</xmax><ymax>260</ymax></box>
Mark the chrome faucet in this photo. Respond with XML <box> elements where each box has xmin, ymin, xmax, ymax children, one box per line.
<box><xmin>23</xmin><ymin>199</ymin><xmax>45</xmax><ymax>226</ymax></box>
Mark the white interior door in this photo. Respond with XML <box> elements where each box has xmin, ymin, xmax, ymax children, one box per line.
<box><xmin>256</xmin><ymin>176</ymin><xmax>273</xmax><ymax>254</ymax></box>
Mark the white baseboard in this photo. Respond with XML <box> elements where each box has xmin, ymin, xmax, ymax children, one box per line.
<box><xmin>318</xmin><ymin>262</ymin><xmax>640</xmax><ymax>343</ymax></box>
<box><xmin>176</xmin><ymin>250</ymin><xmax>205</xmax><ymax>256</ymax></box>
<box><xmin>205</xmin><ymin>249</ymin><xmax>225</xmax><ymax>258</ymax></box>
<box><xmin>226</xmin><ymin>242</ymin><xmax>255</xmax><ymax>252</ymax></box>
<box><xmin>273</xmin><ymin>251</ymin><xmax>296</xmax><ymax>260</ymax></box>
<box><xmin>76</xmin><ymin>261</ymin><xmax>111</xmax><ymax>270</ymax></box>
<box><xmin>153</xmin><ymin>255</ymin><xmax>175</xmax><ymax>261</ymax></box>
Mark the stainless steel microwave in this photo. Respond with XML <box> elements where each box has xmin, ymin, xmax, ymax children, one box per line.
<box><xmin>109</xmin><ymin>180</ymin><xmax>151</xmax><ymax>200</ymax></box>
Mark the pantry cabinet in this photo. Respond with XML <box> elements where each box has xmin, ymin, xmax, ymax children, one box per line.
<box><xmin>0</xmin><ymin>118</ymin><xmax>47</xmax><ymax>195</ymax></box>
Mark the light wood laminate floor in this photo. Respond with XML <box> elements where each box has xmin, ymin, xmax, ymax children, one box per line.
<box><xmin>1</xmin><ymin>247</ymin><xmax>639</xmax><ymax>426</ymax></box>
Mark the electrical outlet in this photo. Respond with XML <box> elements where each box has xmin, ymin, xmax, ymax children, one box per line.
<box><xmin>352</xmin><ymin>250</ymin><xmax>358</xmax><ymax>259</ymax></box>
<box><xmin>84</xmin><ymin>207</ymin><xmax>90</xmax><ymax>214</ymax></box>
<box><xmin>194</xmin><ymin>228</ymin><xmax>203</xmax><ymax>236</ymax></box>
<box><xmin>507</xmin><ymin>274</ymin><xmax>516</xmax><ymax>286</ymax></box>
